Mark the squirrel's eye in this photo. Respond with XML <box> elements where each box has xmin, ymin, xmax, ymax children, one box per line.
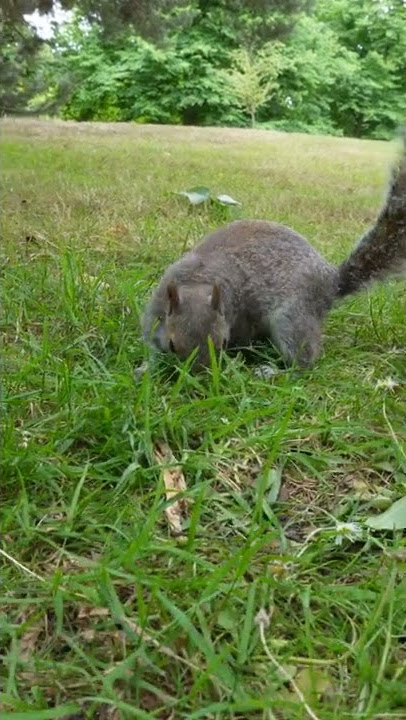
<box><xmin>169</xmin><ymin>339</ymin><xmax>176</xmax><ymax>353</ymax></box>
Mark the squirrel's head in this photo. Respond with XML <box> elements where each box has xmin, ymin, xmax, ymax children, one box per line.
<box><xmin>154</xmin><ymin>281</ymin><xmax>230</xmax><ymax>368</ymax></box>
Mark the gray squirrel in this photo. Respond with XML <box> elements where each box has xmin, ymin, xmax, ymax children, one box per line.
<box><xmin>142</xmin><ymin>142</ymin><xmax>406</xmax><ymax>369</ymax></box>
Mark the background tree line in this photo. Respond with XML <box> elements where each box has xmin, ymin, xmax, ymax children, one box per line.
<box><xmin>1</xmin><ymin>0</ymin><xmax>405</xmax><ymax>139</ymax></box>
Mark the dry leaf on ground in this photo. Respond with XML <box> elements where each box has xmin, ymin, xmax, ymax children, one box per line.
<box><xmin>19</xmin><ymin>616</ymin><xmax>44</xmax><ymax>660</ymax></box>
<box><xmin>77</xmin><ymin>605</ymin><xmax>110</xmax><ymax>620</ymax></box>
<box><xmin>154</xmin><ymin>442</ymin><xmax>188</xmax><ymax>536</ymax></box>
<box><xmin>284</xmin><ymin>667</ymin><xmax>332</xmax><ymax>703</ymax></box>
<box><xmin>98</xmin><ymin>704</ymin><xmax>121</xmax><ymax>720</ymax></box>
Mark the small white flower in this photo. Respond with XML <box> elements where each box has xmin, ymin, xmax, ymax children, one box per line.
<box><xmin>334</xmin><ymin>521</ymin><xmax>363</xmax><ymax>545</ymax></box>
<box><xmin>82</xmin><ymin>273</ymin><xmax>110</xmax><ymax>290</ymax></box>
<box><xmin>375</xmin><ymin>376</ymin><xmax>399</xmax><ymax>391</ymax></box>
<box><xmin>18</xmin><ymin>429</ymin><xmax>31</xmax><ymax>449</ymax></box>
<box><xmin>254</xmin><ymin>363</ymin><xmax>279</xmax><ymax>380</ymax></box>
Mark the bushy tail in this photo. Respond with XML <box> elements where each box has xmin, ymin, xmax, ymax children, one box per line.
<box><xmin>337</xmin><ymin>135</ymin><xmax>406</xmax><ymax>298</ymax></box>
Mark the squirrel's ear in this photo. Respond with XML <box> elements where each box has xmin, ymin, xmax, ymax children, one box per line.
<box><xmin>167</xmin><ymin>282</ymin><xmax>180</xmax><ymax>314</ymax></box>
<box><xmin>211</xmin><ymin>283</ymin><xmax>222</xmax><ymax>313</ymax></box>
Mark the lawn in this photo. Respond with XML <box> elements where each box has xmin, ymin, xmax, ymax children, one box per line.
<box><xmin>1</xmin><ymin>118</ymin><xmax>405</xmax><ymax>720</ymax></box>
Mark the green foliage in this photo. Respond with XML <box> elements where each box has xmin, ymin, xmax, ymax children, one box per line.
<box><xmin>262</xmin><ymin>4</ymin><xmax>405</xmax><ymax>139</ymax></box>
<box><xmin>225</xmin><ymin>44</ymin><xmax>284</xmax><ymax>126</ymax></box>
<box><xmin>0</xmin><ymin>22</ymin><xmax>43</xmax><ymax>113</ymax></box>
<box><xmin>266</xmin><ymin>15</ymin><xmax>358</xmax><ymax>135</ymax></box>
<box><xmin>2</xmin><ymin>0</ymin><xmax>308</xmax><ymax>40</ymax></box>
<box><xmin>3</xmin><ymin>0</ymin><xmax>406</xmax><ymax>138</ymax></box>
<box><xmin>55</xmin><ymin>24</ymin><xmax>241</xmax><ymax>125</ymax></box>
<box><xmin>314</xmin><ymin>0</ymin><xmax>405</xmax><ymax>138</ymax></box>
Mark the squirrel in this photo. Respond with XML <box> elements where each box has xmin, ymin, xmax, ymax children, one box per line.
<box><xmin>142</xmin><ymin>142</ymin><xmax>406</xmax><ymax>370</ymax></box>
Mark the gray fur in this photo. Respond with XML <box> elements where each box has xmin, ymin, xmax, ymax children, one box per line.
<box><xmin>143</xmin><ymin>148</ymin><xmax>405</xmax><ymax>370</ymax></box>
<box><xmin>143</xmin><ymin>221</ymin><xmax>338</xmax><ymax>368</ymax></box>
<box><xmin>338</xmin><ymin>144</ymin><xmax>406</xmax><ymax>296</ymax></box>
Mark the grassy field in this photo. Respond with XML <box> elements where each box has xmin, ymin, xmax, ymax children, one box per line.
<box><xmin>1</xmin><ymin>118</ymin><xmax>405</xmax><ymax>720</ymax></box>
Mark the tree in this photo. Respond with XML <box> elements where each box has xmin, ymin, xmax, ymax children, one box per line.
<box><xmin>0</xmin><ymin>0</ymin><xmax>310</xmax><ymax>115</ymax></box>
<box><xmin>1</xmin><ymin>0</ymin><xmax>310</xmax><ymax>40</ymax></box>
<box><xmin>47</xmin><ymin>21</ymin><xmax>241</xmax><ymax>125</ymax></box>
<box><xmin>226</xmin><ymin>44</ymin><xmax>283</xmax><ymax>126</ymax></box>
<box><xmin>1</xmin><ymin>0</ymin><xmax>403</xmax><ymax>138</ymax></box>
<box><xmin>0</xmin><ymin>21</ymin><xmax>43</xmax><ymax>113</ymax></box>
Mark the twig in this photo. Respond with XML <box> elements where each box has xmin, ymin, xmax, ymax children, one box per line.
<box><xmin>256</xmin><ymin>608</ymin><xmax>322</xmax><ymax>720</ymax></box>
<box><xmin>0</xmin><ymin>547</ymin><xmax>89</xmax><ymax>600</ymax></box>
<box><xmin>119</xmin><ymin>614</ymin><xmax>201</xmax><ymax>672</ymax></box>
<box><xmin>382</xmin><ymin>398</ymin><xmax>406</xmax><ymax>460</ymax></box>
<box><xmin>0</xmin><ymin>548</ymin><xmax>46</xmax><ymax>582</ymax></box>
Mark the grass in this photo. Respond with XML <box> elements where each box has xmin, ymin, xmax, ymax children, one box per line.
<box><xmin>1</xmin><ymin>117</ymin><xmax>405</xmax><ymax>720</ymax></box>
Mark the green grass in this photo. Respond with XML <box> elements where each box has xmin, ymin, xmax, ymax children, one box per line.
<box><xmin>1</xmin><ymin>118</ymin><xmax>405</xmax><ymax>720</ymax></box>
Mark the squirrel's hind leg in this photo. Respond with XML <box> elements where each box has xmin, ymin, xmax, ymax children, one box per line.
<box><xmin>271</xmin><ymin>306</ymin><xmax>323</xmax><ymax>369</ymax></box>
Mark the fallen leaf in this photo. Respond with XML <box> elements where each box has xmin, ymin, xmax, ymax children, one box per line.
<box><xmin>176</xmin><ymin>186</ymin><xmax>210</xmax><ymax>205</ymax></box>
<box><xmin>105</xmin><ymin>708</ymin><xmax>120</xmax><ymax>720</ymax></box>
<box><xmin>77</xmin><ymin>605</ymin><xmax>110</xmax><ymax>619</ymax></box>
<box><xmin>294</xmin><ymin>667</ymin><xmax>332</xmax><ymax>699</ymax></box>
<box><xmin>283</xmin><ymin>666</ymin><xmax>332</xmax><ymax>704</ymax></box>
<box><xmin>268</xmin><ymin>560</ymin><xmax>292</xmax><ymax>579</ymax></box>
<box><xmin>276</xmin><ymin>663</ymin><xmax>298</xmax><ymax>683</ymax></box>
<box><xmin>346</xmin><ymin>478</ymin><xmax>394</xmax><ymax>509</ymax></box>
<box><xmin>216</xmin><ymin>193</ymin><xmax>241</xmax><ymax>206</ymax></box>
<box><xmin>154</xmin><ymin>442</ymin><xmax>188</xmax><ymax>536</ymax></box>
<box><xmin>98</xmin><ymin>703</ymin><xmax>121</xmax><ymax>720</ymax></box>
<box><xmin>19</xmin><ymin>617</ymin><xmax>44</xmax><ymax>660</ymax></box>
<box><xmin>351</xmin><ymin>478</ymin><xmax>374</xmax><ymax>499</ymax></box>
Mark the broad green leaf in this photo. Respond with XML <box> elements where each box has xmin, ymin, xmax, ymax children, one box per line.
<box><xmin>177</xmin><ymin>186</ymin><xmax>210</xmax><ymax>204</ymax></box>
<box><xmin>365</xmin><ymin>495</ymin><xmax>406</xmax><ymax>530</ymax></box>
<box><xmin>266</xmin><ymin>466</ymin><xmax>283</xmax><ymax>504</ymax></box>
<box><xmin>216</xmin><ymin>193</ymin><xmax>241</xmax><ymax>206</ymax></box>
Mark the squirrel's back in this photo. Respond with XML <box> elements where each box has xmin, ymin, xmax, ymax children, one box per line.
<box><xmin>195</xmin><ymin>219</ymin><xmax>324</xmax><ymax>261</ymax></box>
<box><xmin>157</xmin><ymin>220</ymin><xmax>338</xmax><ymax>317</ymax></box>
<box><xmin>197</xmin><ymin>218</ymin><xmax>335</xmax><ymax>276</ymax></box>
